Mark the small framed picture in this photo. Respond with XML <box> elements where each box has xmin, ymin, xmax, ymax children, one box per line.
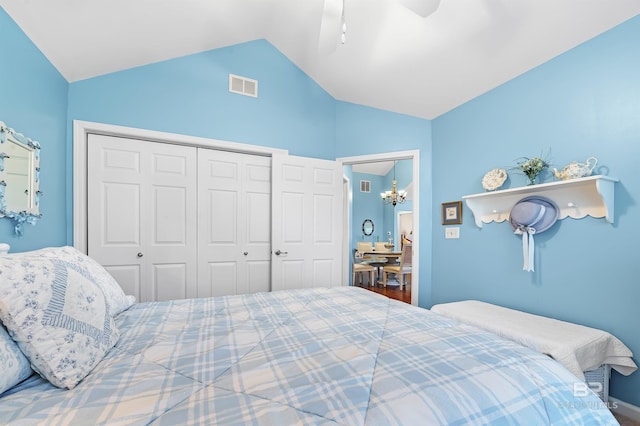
<box><xmin>441</xmin><ymin>201</ymin><xmax>463</xmax><ymax>225</ymax></box>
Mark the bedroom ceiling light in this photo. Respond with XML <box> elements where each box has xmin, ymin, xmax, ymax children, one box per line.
<box><xmin>381</xmin><ymin>161</ymin><xmax>407</xmax><ymax>206</ymax></box>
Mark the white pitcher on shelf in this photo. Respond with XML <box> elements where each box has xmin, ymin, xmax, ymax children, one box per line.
<box><xmin>553</xmin><ymin>156</ymin><xmax>597</xmax><ymax>181</ymax></box>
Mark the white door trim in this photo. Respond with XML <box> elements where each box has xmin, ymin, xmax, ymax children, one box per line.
<box><xmin>342</xmin><ymin>175</ymin><xmax>351</xmax><ymax>288</ymax></box>
<box><xmin>337</xmin><ymin>150</ymin><xmax>420</xmax><ymax>306</ymax></box>
<box><xmin>73</xmin><ymin>120</ymin><xmax>288</xmax><ymax>254</ymax></box>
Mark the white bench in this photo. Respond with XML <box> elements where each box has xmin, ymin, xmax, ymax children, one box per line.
<box><xmin>431</xmin><ymin>300</ymin><xmax>637</xmax><ymax>401</ymax></box>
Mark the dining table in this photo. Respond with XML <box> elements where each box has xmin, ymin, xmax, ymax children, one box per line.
<box><xmin>360</xmin><ymin>251</ymin><xmax>402</xmax><ymax>261</ymax></box>
<box><xmin>359</xmin><ymin>251</ymin><xmax>402</xmax><ymax>286</ymax></box>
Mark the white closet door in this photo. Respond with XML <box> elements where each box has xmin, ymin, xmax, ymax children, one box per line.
<box><xmin>197</xmin><ymin>149</ymin><xmax>271</xmax><ymax>297</ymax></box>
<box><xmin>271</xmin><ymin>154</ymin><xmax>343</xmax><ymax>290</ymax></box>
<box><xmin>87</xmin><ymin>134</ymin><xmax>197</xmax><ymax>302</ymax></box>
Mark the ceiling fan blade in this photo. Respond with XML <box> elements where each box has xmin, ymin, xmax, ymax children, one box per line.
<box><xmin>397</xmin><ymin>0</ymin><xmax>441</xmax><ymax>17</ymax></box>
<box><xmin>318</xmin><ymin>0</ymin><xmax>343</xmax><ymax>54</ymax></box>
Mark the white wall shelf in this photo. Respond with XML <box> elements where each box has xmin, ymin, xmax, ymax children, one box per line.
<box><xmin>462</xmin><ymin>175</ymin><xmax>618</xmax><ymax>228</ymax></box>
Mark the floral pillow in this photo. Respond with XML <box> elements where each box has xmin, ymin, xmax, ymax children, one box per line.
<box><xmin>0</xmin><ymin>324</ymin><xmax>33</xmax><ymax>395</ymax></box>
<box><xmin>5</xmin><ymin>246</ymin><xmax>135</xmax><ymax>316</ymax></box>
<box><xmin>0</xmin><ymin>256</ymin><xmax>120</xmax><ymax>389</ymax></box>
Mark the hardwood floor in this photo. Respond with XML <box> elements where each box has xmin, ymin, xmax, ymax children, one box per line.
<box><xmin>352</xmin><ymin>281</ymin><xmax>411</xmax><ymax>304</ymax></box>
<box><xmin>614</xmin><ymin>412</ymin><xmax>640</xmax><ymax>426</ymax></box>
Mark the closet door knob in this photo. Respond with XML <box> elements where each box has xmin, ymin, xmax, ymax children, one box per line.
<box><xmin>244</xmin><ymin>251</ymin><xmax>248</xmax><ymax>256</ymax></box>
<box><xmin>137</xmin><ymin>252</ymin><xmax>144</xmax><ymax>258</ymax></box>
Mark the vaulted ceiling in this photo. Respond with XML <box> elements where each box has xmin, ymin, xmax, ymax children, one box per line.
<box><xmin>2</xmin><ymin>0</ymin><xmax>639</xmax><ymax>119</ymax></box>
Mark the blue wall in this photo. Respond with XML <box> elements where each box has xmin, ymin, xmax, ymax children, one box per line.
<box><xmin>352</xmin><ymin>172</ymin><xmax>386</xmax><ymax>247</ymax></box>
<box><xmin>431</xmin><ymin>15</ymin><xmax>640</xmax><ymax>405</ymax></box>
<box><xmin>67</xmin><ymin>40</ymin><xmax>336</xmax><ymax>160</ymax></box>
<box><xmin>0</xmin><ymin>8</ymin><xmax>68</xmax><ymax>252</ymax></box>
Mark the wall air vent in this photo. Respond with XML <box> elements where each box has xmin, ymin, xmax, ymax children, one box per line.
<box><xmin>229</xmin><ymin>74</ymin><xmax>258</xmax><ymax>98</ymax></box>
<box><xmin>360</xmin><ymin>180</ymin><xmax>371</xmax><ymax>193</ymax></box>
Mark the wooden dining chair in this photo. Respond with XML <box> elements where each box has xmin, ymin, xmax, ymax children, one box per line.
<box><xmin>357</xmin><ymin>242</ymin><xmax>374</xmax><ymax>261</ymax></box>
<box><xmin>374</xmin><ymin>242</ymin><xmax>391</xmax><ymax>258</ymax></box>
<box><xmin>352</xmin><ymin>249</ymin><xmax>375</xmax><ymax>286</ymax></box>
<box><xmin>381</xmin><ymin>243</ymin><xmax>412</xmax><ymax>289</ymax></box>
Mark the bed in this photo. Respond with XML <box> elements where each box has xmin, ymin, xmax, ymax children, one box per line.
<box><xmin>0</xmin><ymin>247</ymin><xmax>618</xmax><ymax>425</ymax></box>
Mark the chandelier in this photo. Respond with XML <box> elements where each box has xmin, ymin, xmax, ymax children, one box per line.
<box><xmin>381</xmin><ymin>161</ymin><xmax>407</xmax><ymax>206</ymax></box>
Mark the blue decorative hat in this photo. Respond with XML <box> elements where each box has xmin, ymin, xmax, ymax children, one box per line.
<box><xmin>509</xmin><ymin>196</ymin><xmax>559</xmax><ymax>272</ymax></box>
<box><xmin>509</xmin><ymin>196</ymin><xmax>559</xmax><ymax>234</ymax></box>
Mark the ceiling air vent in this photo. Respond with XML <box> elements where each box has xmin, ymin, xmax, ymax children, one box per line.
<box><xmin>360</xmin><ymin>180</ymin><xmax>371</xmax><ymax>193</ymax></box>
<box><xmin>229</xmin><ymin>74</ymin><xmax>258</xmax><ymax>98</ymax></box>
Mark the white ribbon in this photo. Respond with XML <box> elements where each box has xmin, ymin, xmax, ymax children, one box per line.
<box><xmin>513</xmin><ymin>205</ymin><xmax>546</xmax><ymax>272</ymax></box>
<box><xmin>515</xmin><ymin>227</ymin><xmax>536</xmax><ymax>271</ymax></box>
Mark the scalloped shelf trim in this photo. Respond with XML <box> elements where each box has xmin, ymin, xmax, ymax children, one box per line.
<box><xmin>462</xmin><ymin>175</ymin><xmax>618</xmax><ymax>228</ymax></box>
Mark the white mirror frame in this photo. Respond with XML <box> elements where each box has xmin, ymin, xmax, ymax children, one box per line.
<box><xmin>0</xmin><ymin>121</ymin><xmax>41</xmax><ymax>236</ymax></box>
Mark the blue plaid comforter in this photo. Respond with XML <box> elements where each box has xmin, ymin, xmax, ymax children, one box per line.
<box><xmin>0</xmin><ymin>287</ymin><xmax>616</xmax><ymax>425</ymax></box>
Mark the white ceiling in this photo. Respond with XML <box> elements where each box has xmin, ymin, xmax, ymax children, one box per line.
<box><xmin>2</xmin><ymin>0</ymin><xmax>639</xmax><ymax>119</ymax></box>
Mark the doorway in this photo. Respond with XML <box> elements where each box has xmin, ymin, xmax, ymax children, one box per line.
<box><xmin>337</xmin><ymin>150</ymin><xmax>420</xmax><ymax>306</ymax></box>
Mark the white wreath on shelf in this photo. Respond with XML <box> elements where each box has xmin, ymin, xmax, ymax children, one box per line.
<box><xmin>481</xmin><ymin>168</ymin><xmax>508</xmax><ymax>191</ymax></box>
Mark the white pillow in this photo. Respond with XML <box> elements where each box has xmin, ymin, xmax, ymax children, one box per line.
<box><xmin>0</xmin><ymin>324</ymin><xmax>32</xmax><ymax>394</ymax></box>
<box><xmin>4</xmin><ymin>246</ymin><xmax>135</xmax><ymax>316</ymax></box>
<box><xmin>0</xmin><ymin>256</ymin><xmax>120</xmax><ymax>389</ymax></box>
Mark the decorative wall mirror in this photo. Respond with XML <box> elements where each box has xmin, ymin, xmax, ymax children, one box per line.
<box><xmin>0</xmin><ymin>121</ymin><xmax>41</xmax><ymax>236</ymax></box>
<box><xmin>362</xmin><ymin>219</ymin><xmax>374</xmax><ymax>236</ymax></box>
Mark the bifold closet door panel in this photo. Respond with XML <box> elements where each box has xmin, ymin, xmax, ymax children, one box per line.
<box><xmin>87</xmin><ymin>134</ymin><xmax>198</xmax><ymax>302</ymax></box>
<box><xmin>197</xmin><ymin>149</ymin><xmax>271</xmax><ymax>297</ymax></box>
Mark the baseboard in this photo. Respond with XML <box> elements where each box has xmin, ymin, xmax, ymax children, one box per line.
<box><xmin>610</xmin><ymin>397</ymin><xmax>640</xmax><ymax>421</ymax></box>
